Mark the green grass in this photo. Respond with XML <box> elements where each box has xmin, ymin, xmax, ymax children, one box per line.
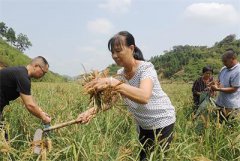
<box><xmin>1</xmin><ymin>82</ymin><xmax>240</xmax><ymax>161</ymax></box>
<box><xmin>0</xmin><ymin>39</ymin><xmax>67</xmax><ymax>82</ymax></box>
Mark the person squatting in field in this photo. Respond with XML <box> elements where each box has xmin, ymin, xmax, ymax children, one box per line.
<box><xmin>76</xmin><ymin>31</ymin><xmax>176</xmax><ymax>161</ymax></box>
<box><xmin>0</xmin><ymin>56</ymin><xmax>51</xmax><ymax>139</ymax></box>
<box><xmin>211</xmin><ymin>49</ymin><xmax>240</xmax><ymax>123</ymax></box>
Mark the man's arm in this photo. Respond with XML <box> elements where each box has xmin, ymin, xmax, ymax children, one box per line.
<box><xmin>211</xmin><ymin>85</ymin><xmax>238</xmax><ymax>93</ymax></box>
<box><xmin>217</xmin><ymin>87</ymin><xmax>238</xmax><ymax>93</ymax></box>
<box><xmin>20</xmin><ymin>93</ymin><xmax>51</xmax><ymax>123</ymax></box>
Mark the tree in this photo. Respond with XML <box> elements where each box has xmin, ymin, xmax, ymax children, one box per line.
<box><xmin>5</xmin><ymin>27</ymin><xmax>16</xmax><ymax>45</ymax></box>
<box><xmin>216</xmin><ymin>34</ymin><xmax>236</xmax><ymax>47</ymax></box>
<box><xmin>14</xmin><ymin>33</ymin><xmax>32</xmax><ymax>52</ymax></box>
<box><xmin>0</xmin><ymin>22</ymin><xmax>8</xmax><ymax>38</ymax></box>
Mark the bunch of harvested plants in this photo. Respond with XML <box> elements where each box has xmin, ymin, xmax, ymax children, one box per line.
<box><xmin>82</xmin><ymin>69</ymin><xmax>123</xmax><ymax>112</ymax></box>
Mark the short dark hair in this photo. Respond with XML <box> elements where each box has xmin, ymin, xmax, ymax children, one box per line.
<box><xmin>31</xmin><ymin>56</ymin><xmax>49</xmax><ymax>67</ymax></box>
<box><xmin>222</xmin><ymin>49</ymin><xmax>237</xmax><ymax>60</ymax></box>
<box><xmin>108</xmin><ymin>31</ymin><xmax>145</xmax><ymax>61</ymax></box>
<box><xmin>202</xmin><ymin>66</ymin><xmax>213</xmax><ymax>74</ymax></box>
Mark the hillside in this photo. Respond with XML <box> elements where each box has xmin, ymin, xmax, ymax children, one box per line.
<box><xmin>150</xmin><ymin>34</ymin><xmax>240</xmax><ymax>81</ymax></box>
<box><xmin>0</xmin><ymin>39</ymin><xmax>67</xmax><ymax>82</ymax></box>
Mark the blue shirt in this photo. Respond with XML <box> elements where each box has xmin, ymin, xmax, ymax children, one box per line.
<box><xmin>216</xmin><ymin>63</ymin><xmax>240</xmax><ymax>108</ymax></box>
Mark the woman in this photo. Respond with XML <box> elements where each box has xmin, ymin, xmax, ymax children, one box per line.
<box><xmin>77</xmin><ymin>31</ymin><xmax>176</xmax><ymax>160</ymax></box>
<box><xmin>192</xmin><ymin>66</ymin><xmax>214</xmax><ymax>108</ymax></box>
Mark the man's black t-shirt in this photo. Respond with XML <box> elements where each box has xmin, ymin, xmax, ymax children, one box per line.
<box><xmin>0</xmin><ymin>66</ymin><xmax>31</xmax><ymax>112</ymax></box>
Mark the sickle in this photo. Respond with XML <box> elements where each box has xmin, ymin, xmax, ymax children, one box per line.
<box><xmin>32</xmin><ymin>119</ymin><xmax>80</xmax><ymax>154</ymax></box>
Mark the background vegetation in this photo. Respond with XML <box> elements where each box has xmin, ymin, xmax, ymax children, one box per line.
<box><xmin>0</xmin><ymin>22</ymin><xmax>32</xmax><ymax>52</ymax></box>
<box><xmin>149</xmin><ymin>34</ymin><xmax>240</xmax><ymax>81</ymax></box>
<box><xmin>0</xmin><ymin>38</ymin><xmax>67</xmax><ymax>82</ymax></box>
<box><xmin>107</xmin><ymin>34</ymin><xmax>240</xmax><ymax>82</ymax></box>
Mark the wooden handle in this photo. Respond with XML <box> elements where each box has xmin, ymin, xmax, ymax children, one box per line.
<box><xmin>43</xmin><ymin>120</ymin><xmax>79</xmax><ymax>132</ymax></box>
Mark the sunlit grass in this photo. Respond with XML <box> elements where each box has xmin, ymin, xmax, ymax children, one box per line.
<box><xmin>1</xmin><ymin>82</ymin><xmax>240</xmax><ymax>160</ymax></box>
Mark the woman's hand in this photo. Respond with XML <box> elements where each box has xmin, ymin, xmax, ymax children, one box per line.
<box><xmin>211</xmin><ymin>84</ymin><xmax>219</xmax><ymax>91</ymax></box>
<box><xmin>84</xmin><ymin>78</ymin><xmax>108</xmax><ymax>92</ymax></box>
<box><xmin>76</xmin><ymin>107</ymin><xmax>97</xmax><ymax>124</ymax></box>
<box><xmin>195</xmin><ymin>92</ymin><xmax>201</xmax><ymax>96</ymax></box>
<box><xmin>85</xmin><ymin>77</ymin><xmax>120</xmax><ymax>92</ymax></box>
<box><xmin>210</xmin><ymin>91</ymin><xmax>217</xmax><ymax>97</ymax></box>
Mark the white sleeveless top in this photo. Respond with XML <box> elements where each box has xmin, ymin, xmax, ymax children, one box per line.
<box><xmin>117</xmin><ymin>61</ymin><xmax>176</xmax><ymax>129</ymax></box>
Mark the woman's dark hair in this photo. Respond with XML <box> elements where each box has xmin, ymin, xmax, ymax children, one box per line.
<box><xmin>108</xmin><ymin>31</ymin><xmax>145</xmax><ymax>61</ymax></box>
<box><xmin>202</xmin><ymin>66</ymin><xmax>213</xmax><ymax>74</ymax></box>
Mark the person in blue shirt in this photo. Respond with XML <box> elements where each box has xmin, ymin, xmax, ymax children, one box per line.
<box><xmin>211</xmin><ymin>49</ymin><xmax>240</xmax><ymax>122</ymax></box>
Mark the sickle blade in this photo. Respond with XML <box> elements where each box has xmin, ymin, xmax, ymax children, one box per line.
<box><xmin>33</xmin><ymin>128</ymin><xmax>43</xmax><ymax>154</ymax></box>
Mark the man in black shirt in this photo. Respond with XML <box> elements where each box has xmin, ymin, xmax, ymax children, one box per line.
<box><xmin>0</xmin><ymin>56</ymin><xmax>51</xmax><ymax>137</ymax></box>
